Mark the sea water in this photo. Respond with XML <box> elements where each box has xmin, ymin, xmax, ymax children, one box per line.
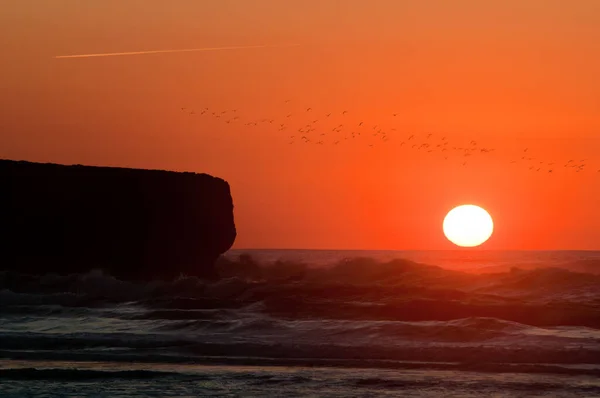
<box><xmin>1</xmin><ymin>250</ymin><xmax>599</xmax><ymax>397</ymax></box>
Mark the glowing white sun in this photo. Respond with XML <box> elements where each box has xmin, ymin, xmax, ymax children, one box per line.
<box><xmin>443</xmin><ymin>205</ymin><xmax>494</xmax><ymax>247</ymax></box>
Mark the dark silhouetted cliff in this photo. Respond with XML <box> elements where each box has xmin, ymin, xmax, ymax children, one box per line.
<box><xmin>0</xmin><ymin>159</ymin><xmax>236</xmax><ymax>280</ymax></box>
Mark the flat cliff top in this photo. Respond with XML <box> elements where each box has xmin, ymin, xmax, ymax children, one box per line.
<box><xmin>0</xmin><ymin>159</ymin><xmax>225</xmax><ymax>181</ymax></box>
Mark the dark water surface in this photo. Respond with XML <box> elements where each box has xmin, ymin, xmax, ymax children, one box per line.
<box><xmin>1</xmin><ymin>250</ymin><xmax>599</xmax><ymax>396</ymax></box>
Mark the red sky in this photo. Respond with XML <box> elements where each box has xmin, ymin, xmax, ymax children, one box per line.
<box><xmin>1</xmin><ymin>0</ymin><xmax>599</xmax><ymax>250</ymax></box>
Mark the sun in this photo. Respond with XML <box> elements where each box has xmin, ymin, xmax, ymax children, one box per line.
<box><xmin>443</xmin><ymin>204</ymin><xmax>494</xmax><ymax>247</ymax></box>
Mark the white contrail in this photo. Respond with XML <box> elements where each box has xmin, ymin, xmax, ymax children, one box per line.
<box><xmin>54</xmin><ymin>44</ymin><xmax>300</xmax><ymax>59</ymax></box>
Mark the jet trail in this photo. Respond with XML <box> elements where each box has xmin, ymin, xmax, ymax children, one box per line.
<box><xmin>54</xmin><ymin>44</ymin><xmax>300</xmax><ymax>59</ymax></box>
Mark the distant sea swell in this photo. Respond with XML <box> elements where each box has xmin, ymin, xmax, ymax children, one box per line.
<box><xmin>1</xmin><ymin>250</ymin><xmax>600</xmax><ymax>377</ymax></box>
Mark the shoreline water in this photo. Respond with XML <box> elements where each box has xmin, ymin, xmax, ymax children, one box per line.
<box><xmin>2</xmin><ymin>250</ymin><xmax>599</xmax><ymax>396</ymax></box>
<box><xmin>2</xmin><ymin>360</ymin><xmax>599</xmax><ymax>397</ymax></box>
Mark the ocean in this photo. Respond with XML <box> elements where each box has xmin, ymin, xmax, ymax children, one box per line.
<box><xmin>1</xmin><ymin>249</ymin><xmax>599</xmax><ymax>397</ymax></box>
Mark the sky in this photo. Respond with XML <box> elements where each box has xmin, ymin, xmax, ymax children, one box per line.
<box><xmin>1</xmin><ymin>0</ymin><xmax>599</xmax><ymax>250</ymax></box>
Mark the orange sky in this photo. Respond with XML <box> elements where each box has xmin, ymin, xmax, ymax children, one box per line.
<box><xmin>1</xmin><ymin>0</ymin><xmax>599</xmax><ymax>250</ymax></box>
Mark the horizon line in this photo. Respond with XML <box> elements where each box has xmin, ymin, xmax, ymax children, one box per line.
<box><xmin>54</xmin><ymin>43</ymin><xmax>301</xmax><ymax>59</ymax></box>
<box><xmin>228</xmin><ymin>248</ymin><xmax>600</xmax><ymax>252</ymax></box>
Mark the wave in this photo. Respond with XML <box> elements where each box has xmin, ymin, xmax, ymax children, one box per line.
<box><xmin>2</xmin><ymin>253</ymin><xmax>599</xmax><ymax>377</ymax></box>
<box><xmin>472</xmin><ymin>256</ymin><xmax>600</xmax><ymax>275</ymax></box>
<box><xmin>0</xmin><ymin>368</ymin><xmax>184</xmax><ymax>380</ymax></box>
<box><xmin>2</xmin><ymin>357</ymin><xmax>600</xmax><ymax>379</ymax></box>
<box><xmin>2</xmin><ymin>363</ymin><xmax>599</xmax><ymax>398</ymax></box>
<box><xmin>1</xmin><ymin>315</ymin><xmax>598</xmax><ymax>364</ymax></box>
<box><xmin>2</xmin><ymin>256</ymin><xmax>599</xmax><ymax>299</ymax></box>
<box><xmin>2</xmin><ymin>255</ymin><xmax>600</xmax><ymax>329</ymax></box>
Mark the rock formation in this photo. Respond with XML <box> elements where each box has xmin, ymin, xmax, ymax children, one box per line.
<box><xmin>0</xmin><ymin>159</ymin><xmax>236</xmax><ymax>280</ymax></box>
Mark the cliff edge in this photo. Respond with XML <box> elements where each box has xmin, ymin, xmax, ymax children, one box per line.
<box><xmin>0</xmin><ymin>159</ymin><xmax>236</xmax><ymax>280</ymax></box>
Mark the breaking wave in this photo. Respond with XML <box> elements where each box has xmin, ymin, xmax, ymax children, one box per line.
<box><xmin>1</xmin><ymin>253</ymin><xmax>599</xmax><ymax>374</ymax></box>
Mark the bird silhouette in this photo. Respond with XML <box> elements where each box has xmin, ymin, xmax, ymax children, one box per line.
<box><xmin>181</xmin><ymin>100</ymin><xmax>600</xmax><ymax>175</ymax></box>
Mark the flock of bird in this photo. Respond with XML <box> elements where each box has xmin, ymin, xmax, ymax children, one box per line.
<box><xmin>179</xmin><ymin>100</ymin><xmax>599</xmax><ymax>176</ymax></box>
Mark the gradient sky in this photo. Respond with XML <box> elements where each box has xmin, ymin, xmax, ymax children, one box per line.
<box><xmin>1</xmin><ymin>0</ymin><xmax>599</xmax><ymax>250</ymax></box>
